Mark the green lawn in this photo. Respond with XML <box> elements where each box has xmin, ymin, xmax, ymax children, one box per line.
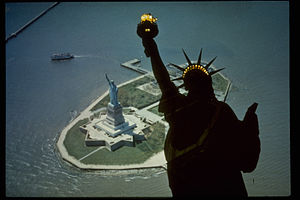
<box><xmin>80</xmin><ymin>122</ymin><xmax>166</xmax><ymax>165</ymax></box>
<box><xmin>90</xmin><ymin>75</ymin><xmax>161</xmax><ymax>111</ymax></box>
<box><xmin>63</xmin><ymin>118</ymin><xmax>99</xmax><ymax>159</ymax></box>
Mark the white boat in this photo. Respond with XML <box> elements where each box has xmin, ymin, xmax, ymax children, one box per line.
<box><xmin>51</xmin><ymin>53</ymin><xmax>74</xmax><ymax>60</ymax></box>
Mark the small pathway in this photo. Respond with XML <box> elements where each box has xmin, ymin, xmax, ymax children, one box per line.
<box><xmin>78</xmin><ymin>146</ymin><xmax>105</xmax><ymax>161</ymax></box>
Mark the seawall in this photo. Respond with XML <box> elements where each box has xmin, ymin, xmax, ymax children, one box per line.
<box><xmin>6</xmin><ymin>2</ymin><xmax>60</xmax><ymax>43</ymax></box>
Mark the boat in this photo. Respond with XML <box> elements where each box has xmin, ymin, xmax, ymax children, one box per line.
<box><xmin>51</xmin><ymin>53</ymin><xmax>74</xmax><ymax>60</ymax></box>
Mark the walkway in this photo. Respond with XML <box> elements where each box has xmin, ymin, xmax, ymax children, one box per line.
<box><xmin>136</xmin><ymin>103</ymin><xmax>163</xmax><ymax>124</ymax></box>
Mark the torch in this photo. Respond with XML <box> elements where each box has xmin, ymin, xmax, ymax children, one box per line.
<box><xmin>137</xmin><ymin>13</ymin><xmax>158</xmax><ymax>39</ymax></box>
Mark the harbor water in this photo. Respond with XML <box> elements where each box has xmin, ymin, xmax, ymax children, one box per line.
<box><xmin>5</xmin><ymin>2</ymin><xmax>290</xmax><ymax>197</ymax></box>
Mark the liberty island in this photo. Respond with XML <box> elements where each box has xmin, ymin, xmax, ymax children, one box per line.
<box><xmin>56</xmin><ymin>58</ymin><xmax>231</xmax><ymax>170</ymax></box>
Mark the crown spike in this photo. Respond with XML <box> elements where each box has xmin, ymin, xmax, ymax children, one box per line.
<box><xmin>168</xmin><ymin>63</ymin><xmax>185</xmax><ymax>71</ymax></box>
<box><xmin>204</xmin><ymin>56</ymin><xmax>217</xmax><ymax>70</ymax></box>
<box><xmin>176</xmin><ymin>83</ymin><xmax>185</xmax><ymax>89</ymax></box>
<box><xmin>171</xmin><ymin>77</ymin><xmax>184</xmax><ymax>81</ymax></box>
<box><xmin>182</xmin><ymin>48</ymin><xmax>192</xmax><ymax>66</ymax></box>
<box><xmin>209</xmin><ymin>68</ymin><xmax>225</xmax><ymax>76</ymax></box>
<box><xmin>197</xmin><ymin>48</ymin><xmax>203</xmax><ymax>65</ymax></box>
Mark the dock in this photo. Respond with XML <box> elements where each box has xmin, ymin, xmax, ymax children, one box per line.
<box><xmin>6</xmin><ymin>2</ymin><xmax>60</xmax><ymax>43</ymax></box>
<box><xmin>120</xmin><ymin>59</ymin><xmax>150</xmax><ymax>74</ymax></box>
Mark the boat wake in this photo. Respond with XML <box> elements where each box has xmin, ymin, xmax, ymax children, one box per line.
<box><xmin>74</xmin><ymin>55</ymin><xmax>102</xmax><ymax>58</ymax></box>
<box><xmin>73</xmin><ymin>54</ymin><xmax>121</xmax><ymax>65</ymax></box>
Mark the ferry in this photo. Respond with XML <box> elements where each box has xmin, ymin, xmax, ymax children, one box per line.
<box><xmin>51</xmin><ymin>53</ymin><xmax>74</xmax><ymax>60</ymax></box>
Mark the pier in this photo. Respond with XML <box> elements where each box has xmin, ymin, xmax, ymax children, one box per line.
<box><xmin>6</xmin><ymin>2</ymin><xmax>60</xmax><ymax>43</ymax></box>
<box><xmin>120</xmin><ymin>59</ymin><xmax>150</xmax><ymax>74</ymax></box>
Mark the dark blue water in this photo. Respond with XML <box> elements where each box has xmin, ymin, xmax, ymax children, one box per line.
<box><xmin>5</xmin><ymin>2</ymin><xmax>289</xmax><ymax>197</ymax></box>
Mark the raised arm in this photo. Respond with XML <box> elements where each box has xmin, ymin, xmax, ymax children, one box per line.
<box><xmin>105</xmin><ymin>73</ymin><xmax>112</xmax><ymax>87</ymax></box>
<box><xmin>142</xmin><ymin>38</ymin><xmax>177</xmax><ymax>95</ymax></box>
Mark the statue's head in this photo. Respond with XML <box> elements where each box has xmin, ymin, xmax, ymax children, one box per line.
<box><xmin>168</xmin><ymin>49</ymin><xmax>225</xmax><ymax>98</ymax></box>
<box><xmin>184</xmin><ymin>68</ymin><xmax>213</xmax><ymax>95</ymax></box>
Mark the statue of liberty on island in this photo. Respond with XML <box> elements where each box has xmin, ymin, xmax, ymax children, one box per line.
<box><xmin>105</xmin><ymin>73</ymin><xmax>119</xmax><ymax>106</ymax></box>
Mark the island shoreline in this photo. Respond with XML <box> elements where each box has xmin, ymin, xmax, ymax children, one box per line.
<box><xmin>56</xmin><ymin>73</ymin><xmax>168</xmax><ymax>170</ymax></box>
<box><xmin>56</xmin><ymin>59</ymin><xmax>231</xmax><ymax>171</ymax></box>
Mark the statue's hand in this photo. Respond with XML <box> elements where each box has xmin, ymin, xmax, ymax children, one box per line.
<box><xmin>142</xmin><ymin>38</ymin><xmax>158</xmax><ymax>57</ymax></box>
<box><xmin>243</xmin><ymin>102</ymin><xmax>259</xmax><ymax>136</ymax></box>
<box><xmin>244</xmin><ymin>103</ymin><xmax>258</xmax><ymax>119</ymax></box>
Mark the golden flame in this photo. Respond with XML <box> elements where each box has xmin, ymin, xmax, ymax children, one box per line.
<box><xmin>141</xmin><ymin>13</ymin><xmax>157</xmax><ymax>23</ymax></box>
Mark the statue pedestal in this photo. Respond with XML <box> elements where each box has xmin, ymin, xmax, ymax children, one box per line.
<box><xmin>94</xmin><ymin>103</ymin><xmax>136</xmax><ymax>137</ymax></box>
<box><xmin>105</xmin><ymin>102</ymin><xmax>125</xmax><ymax>127</ymax></box>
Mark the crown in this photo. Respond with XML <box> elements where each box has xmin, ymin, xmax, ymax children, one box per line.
<box><xmin>168</xmin><ymin>49</ymin><xmax>225</xmax><ymax>88</ymax></box>
<box><xmin>183</xmin><ymin>64</ymin><xmax>209</xmax><ymax>77</ymax></box>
